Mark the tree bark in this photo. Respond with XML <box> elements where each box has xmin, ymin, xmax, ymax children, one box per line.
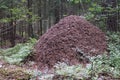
<box><xmin>105</xmin><ymin>0</ymin><xmax>118</xmax><ymax>31</ymax></box>
<box><xmin>27</xmin><ymin>0</ymin><xmax>34</xmax><ymax>37</ymax></box>
<box><xmin>9</xmin><ymin>0</ymin><xmax>15</xmax><ymax>47</ymax></box>
<box><xmin>37</xmin><ymin>0</ymin><xmax>43</xmax><ymax>36</ymax></box>
<box><xmin>54</xmin><ymin>0</ymin><xmax>60</xmax><ymax>24</ymax></box>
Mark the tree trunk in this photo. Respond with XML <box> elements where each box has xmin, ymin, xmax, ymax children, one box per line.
<box><xmin>54</xmin><ymin>0</ymin><xmax>60</xmax><ymax>24</ymax></box>
<box><xmin>37</xmin><ymin>0</ymin><xmax>43</xmax><ymax>36</ymax></box>
<box><xmin>106</xmin><ymin>0</ymin><xmax>117</xmax><ymax>31</ymax></box>
<box><xmin>27</xmin><ymin>0</ymin><xmax>34</xmax><ymax>37</ymax></box>
<box><xmin>10</xmin><ymin>0</ymin><xmax>15</xmax><ymax>47</ymax></box>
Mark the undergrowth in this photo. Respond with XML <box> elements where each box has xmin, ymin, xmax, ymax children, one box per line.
<box><xmin>0</xmin><ymin>38</ymin><xmax>37</xmax><ymax>65</ymax></box>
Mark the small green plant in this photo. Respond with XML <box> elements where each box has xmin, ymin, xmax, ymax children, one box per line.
<box><xmin>0</xmin><ymin>38</ymin><xmax>37</xmax><ymax>64</ymax></box>
<box><xmin>107</xmin><ymin>32</ymin><xmax>120</xmax><ymax>77</ymax></box>
<box><xmin>54</xmin><ymin>62</ymin><xmax>91</xmax><ymax>80</ymax></box>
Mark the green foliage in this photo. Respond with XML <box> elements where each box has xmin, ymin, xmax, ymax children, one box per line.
<box><xmin>0</xmin><ymin>38</ymin><xmax>37</xmax><ymax>64</ymax></box>
<box><xmin>107</xmin><ymin>32</ymin><xmax>120</xmax><ymax>44</ymax></box>
<box><xmin>54</xmin><ymin>62</ymin><xmax>91</xmax><ymax>79</ymax></box>
<box><xmin>90</xmin><ymin>55</ymin><xmax>119</xmax><ymax>79</ymax></box>
<box><xmin>89</xmin><ymin>3</ymin><xmax>103</xmax><ymax>13</ymax></box>
<box><xmin>0</xmin><ymin>0</ymin><xmax>39</xmax><ymax>23</ymax></box>
<box><xmin>0</xmin><ymin>0</ymin><xmax>11</xmax><ymax>9</ymax></box>
<box><xmin>9</xmin><ymin>7</ymin><xmax>39</xmax><ymax>23</ymax></box>
<box><xmin>107</xmin><ymin>32</ymin><xmax>120</xmax><ymax>72</ymax></box>
<box><xmin>70</xmin><ymin>0</ymin><xmax>91</xmax><ymax>4</ymax></box>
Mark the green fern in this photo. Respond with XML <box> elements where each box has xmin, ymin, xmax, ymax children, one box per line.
<box><xmin>0</xmin><ymin>38</ymin><xmax>37</xmax><ymax>64</ymax></box>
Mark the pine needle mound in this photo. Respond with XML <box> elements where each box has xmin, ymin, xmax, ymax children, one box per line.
<box><xmin>35</xmin><ymin>15</ymin><xmax>107</xmax><ymax>69</ymax></box>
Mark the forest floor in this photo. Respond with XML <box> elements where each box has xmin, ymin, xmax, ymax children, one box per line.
<box><xmin>0</xmin><ymin>58</ymin><xmax>56</xmax><ymax>80</ymax></box>
<box><xmin>0</xmin><ymin>56</ymin><xmax>117</xmax><ymax>80</ymax></box>
<box><xmin>0</xmin><ymin>58</ymin><xmax>32</xmax><ymax>80</ymax></box>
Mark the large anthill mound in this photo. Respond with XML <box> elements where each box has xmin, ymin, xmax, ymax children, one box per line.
<box><xmin>35</xmin><ymin>15</ymin><xmax>107</xmax><ymax>69</ymax></box>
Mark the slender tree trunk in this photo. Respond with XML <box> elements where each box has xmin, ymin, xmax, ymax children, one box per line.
<box><xmin>54</xmin><ymin>0</ymin><xmax>60</xmax><ymax>24</ymax></box>
<box><xmin>106</xmin><ymin>0</ymin><xmax>117</xmax><ymax>31</ymax></box>
<box><xmin>60</xmin><ymin>0</ymin><xmax>66</xmax><ymax>18</ymax></box>
<box><xmin>48</xmin><ymin>0</ymin><xmax>51</xmax><ymax>28</ymax></box>
<box><xmin>9</xmin><ymin>0</ymin><xmax>15</xmax><ymax>47</ymax></box>
<box><xmin>27</xmin><ymin>0</ymin><xmax>34</xmax><ymax>37</ymax></box>
<box><xmin>38</xmin><ymin>0</ymin><xmax>43</xmax><ymax>36</ymax></box>
<box><xmin>9</xmin><ymin>20</ymin><xmax>16</xmax><ymax>47</ymax></box>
